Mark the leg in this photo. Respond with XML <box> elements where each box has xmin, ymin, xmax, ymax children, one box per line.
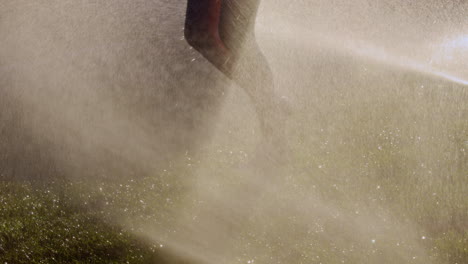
<box><xmin>185</xmin><ymin>0</ymin><xmax>290</xmax><ymax>159</ymax></box>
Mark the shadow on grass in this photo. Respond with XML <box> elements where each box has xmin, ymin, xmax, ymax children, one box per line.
<box><xmin>0</xmin><ymin>179</ymin><xmax>199</xmax><ymax>264</ymax></box>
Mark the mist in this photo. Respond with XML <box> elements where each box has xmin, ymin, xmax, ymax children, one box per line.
<box><xmin>0</xmin><ymin>0</ymin><xmax>466</xmax><ymax>263</ymax></box>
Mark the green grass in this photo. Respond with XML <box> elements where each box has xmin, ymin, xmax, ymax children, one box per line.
<box><xmin>0</xmin><ymin>181</ymin><xmax>162</xmax><ymax>264</ymax></box>
<box><xmin>1</xmin><ymin>148</ymin><xmax>466</xmax><ymax>264</ymax></box>
<box><xmin>1</xmin><ymin>76</ymin><xmax>467</xmax><ymax>264</ymax></box>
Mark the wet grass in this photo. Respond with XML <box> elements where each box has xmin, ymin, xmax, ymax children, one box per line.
<box><xmin>0</xmin><ymin>181</ymin><xmax>158</xmax><ymax>264</ymax></box>
<box><xmin>0</xmin><ymin>176</ymin><xmax>194</xmax><ymax>264</ymax></box>
<box><xmin>0</xmin><ymin>152</ymin><xmax>466</xmax><ymax>264</ymax></box>
<box><xmin>0</xmin><ymin>78</ymin><xmax>467</xmax><ymax>264</ymax></box>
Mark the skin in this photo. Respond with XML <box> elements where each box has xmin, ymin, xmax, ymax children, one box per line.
<box><xmin>185</xmin><ymin>0</ymin><xmax>289</xmax><ymax>153</ymax></box>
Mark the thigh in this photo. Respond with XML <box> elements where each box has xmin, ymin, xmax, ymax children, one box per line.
<box><xmin>219</xmin><ymin>0</ymin><xmax>261</xmax><ymax>52</ymax></box>
<box><xmin>185</xmin><ymin>0</ymin><xmax>214</xmax><ymax>32</ymax></box>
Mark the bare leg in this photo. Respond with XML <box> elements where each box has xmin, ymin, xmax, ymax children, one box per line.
<box><xmin>185</xmin><ymin>0</ymin><xmax>290</xmax><ymax>159</ymax></box>
<box><xmin>219</xmin><ymin>0</ymin><xmax>289</xmax><ymax>157</ymax></box>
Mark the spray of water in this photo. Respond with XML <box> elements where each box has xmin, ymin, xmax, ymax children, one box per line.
<box><xmin>0</xmin><ymin>0</ymin><xmax>466</xmax><ymax>263</ymax></box>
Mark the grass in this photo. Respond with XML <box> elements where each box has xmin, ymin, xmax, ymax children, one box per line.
<box><xmin>0</xmin><ymin>181</ymin><xmax>161</xmax><ymax>264</ymax></box>
<box><xmin>0</xmin><ymin>142</ymin><xmax>466</xmax><ymax>264</ymax></box>
<box><xmin>1</xmin><ymin>65</ymin><xmax>467</xmax><ymax>263</ymax></box>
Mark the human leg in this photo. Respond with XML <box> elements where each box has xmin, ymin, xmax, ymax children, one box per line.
<box><xmin>185</xmin><ymin>0</ymin><xmax>290</xmax><ymax>158</ymax></box>
<box><xmin>220</xmin><ymin>0</ymin><xmax>290</xmax><ymax>157</ymax></box>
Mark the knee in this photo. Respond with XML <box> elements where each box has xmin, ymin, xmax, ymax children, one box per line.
<box><xmin>184</xmin><ymin>26</ymin><xmax>211</xmax><ymax>51</ymax></box>
<box><xmin>184</xmin><ymin>28</ymin><xmax>232</xmax><ymax>72</ymax></box>
<box><xmin>184</xmin><ymin>26</ymin><xmax>197</xmax><ymax>48</ymax></box>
